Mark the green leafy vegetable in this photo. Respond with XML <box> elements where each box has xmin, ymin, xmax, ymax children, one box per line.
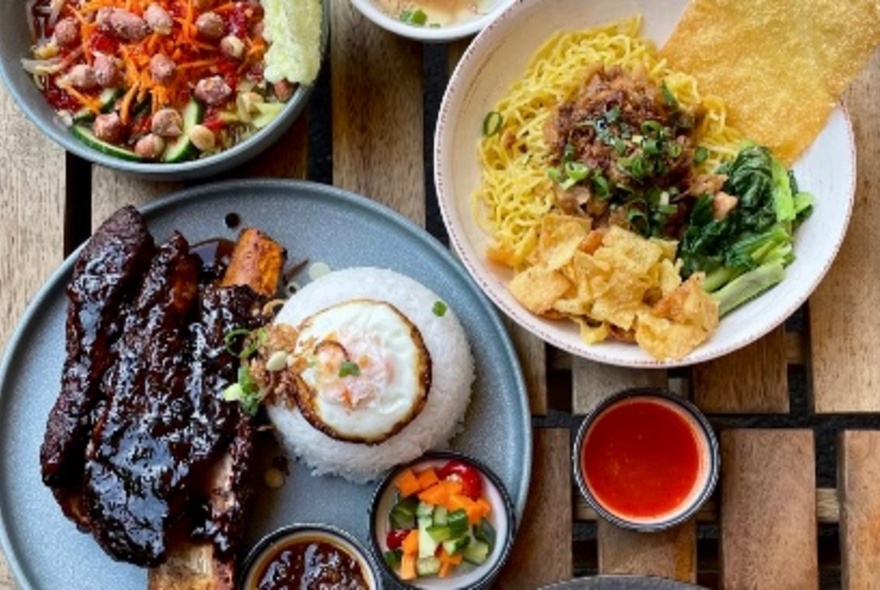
<box><xmin>677</xmin><ymin>145</ymin><xmax>812</xmax><ymax>316</ymax></box>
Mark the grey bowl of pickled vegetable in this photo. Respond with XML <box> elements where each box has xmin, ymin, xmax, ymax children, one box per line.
<box><xmin>369</xmin><ymin>450</ymin><xmax>516</xmax><ymax>589</ymax></box>
<box><xmin>0</xmin><ymin>0</ymin><xmax>327</xmax><ymax>180</ymax></box>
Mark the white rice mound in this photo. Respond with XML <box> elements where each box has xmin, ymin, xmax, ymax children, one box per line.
<box><xmin>267</xmin><ymin>266</ymin><xmax>475</xmax><ymax>483</ymax></box>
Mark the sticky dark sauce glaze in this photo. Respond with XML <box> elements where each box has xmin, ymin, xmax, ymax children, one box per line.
<box><xmin>255</xmin><ymin>538</ymin><xmax>369</xmax><ymax>590</ymax></box>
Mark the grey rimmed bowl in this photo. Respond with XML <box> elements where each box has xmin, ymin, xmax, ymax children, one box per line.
<box><xmin>238</xmin><ymin>523</ymin><xmax>382</xmax><ymax>590</ymax></box>
<box><xmin>0</xmin><ymin>0</ymin><xmax>328</xmax><ymax>180</ymax></box>
<box><xmin>369</xmin><ymin>450</ymin><xmax>517</xmax><ymax>590</ymax></box>
<box><xmin>573</xmin><ymin>388</ymin><xmax>719</xmax><ymax>533</ymax></box>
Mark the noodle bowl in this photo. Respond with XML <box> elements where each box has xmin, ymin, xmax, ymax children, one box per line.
<box><xmin>474</xmin><ymin>16</ymin><xmax>742</xmax><ymax>270</ymax></box>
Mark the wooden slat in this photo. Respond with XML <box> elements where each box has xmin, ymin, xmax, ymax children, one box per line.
<box><xmin>811</xmin><ymin>51</ymin><xmax>880</xmax><ymax>413</ymax></box>
<box><xmin>91</xmin><ymin>168</ymin><xmax>181</xmax><ymax>226</ymax></box>
<box><xmin>331</xmin><ymin>2</ymin><xmax>424</xmax><ymax>223</ymax></box>
<box><xmin>504</xmin><ymin>318</ymin><xmax>548</xmax><ymax>415</ymax></box>
<box><xmin>692</xmin><ymin>327</ymin><xmax>789</xmax><ymax>414</ymax></box>
<box><xmin>838</xmin><ymin>431</ymin><xmax>880</xmax><ymax>589</ymax></box>
<box><xmin>494</xmin><ymin>429</ymin><xmax>572</xmax><ymax>589</ymax></box>
<box><xmin>598</xmin><ymin>520</ymin><xmax>696</xmax><ymax>583</ymax></box>
<box><xmin>571</xmin><ymin>358</ymin><xmax>667</xmax><ymax>415</ymax></box>
<box><xmin>0</xmin><ymin>86</ymin><xmax>67</xmax><ymax>350</ymax></box>
<box><xmin>0</xmin><ymin>79</ymin><xmax>67</xmax><ymax>590</ymax></box>
<box><xmin>720</xmin><ymin>430</ymin><xmax>818</xmax><ymax>589</ymax></box>
<box><xmin>221</xmin><ymin>115</ymin><xmax>308</xmax><ymax>180</ymax></box>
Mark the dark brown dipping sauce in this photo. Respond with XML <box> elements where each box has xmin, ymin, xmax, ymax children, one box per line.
<box><xmin>256</xmin><ymin>538</ymin><xmax>369</xmax><ymax>590</ymax></box>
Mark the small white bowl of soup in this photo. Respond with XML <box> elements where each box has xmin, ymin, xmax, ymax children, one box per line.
<box><xmin>348</xmin><ymin>0</ymin><xmax>516</xmax><ymax>42</ymax></box>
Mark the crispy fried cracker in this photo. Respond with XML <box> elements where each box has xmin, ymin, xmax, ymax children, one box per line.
<box><xmin>661</xmin><ymin>0</ymin><xmax>880</xmax><ymax>163</ymax></box>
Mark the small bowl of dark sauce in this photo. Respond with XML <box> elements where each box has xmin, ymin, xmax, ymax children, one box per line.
<box><xmin>239</xmin><ymin>523</ymin><xmax>381</xmax><ymax>590</ymax></box>
<box><xmin>574</xmin><ymin>388</ymin><xmax>719</xmax><ymax>532</ymax></box>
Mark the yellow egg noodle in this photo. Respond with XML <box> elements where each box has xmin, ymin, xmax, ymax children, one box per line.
<box><xmin>474</xmin><ymin>16</ymin><xmax>743</xmax><ymax>270</ymax></box>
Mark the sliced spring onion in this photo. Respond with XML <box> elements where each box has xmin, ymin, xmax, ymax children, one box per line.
<box><xmin>605</xmin><ymin>105</ymin><xmax>621</xmax><ymax>122</ymax></box>
<box><xmin>339</xmin><ymin>361</ymin><xmax>361</xmax><ymax>377</ymax></box>
<box><xmin>694</xmin><ymin>146</ymin><xmax>709</xmax><ymax>165</ymax></box>
<box><xmin>640</xmin><ymin>120</ymin><xmax>663</xmax><ymax>135</ymax></box>
<box><xmin>482</xmin><ymin>111</ymin><xmax>503</xmax><ymax>137</ymax></box>
<box><xmin>432</xmin><ymin>300</ymin><xmax>448</xmax><ymax>317</ymax></box>
<box><xmin>400</xmin><ymin>8</ymin><xmax>428</xmax><ymax>25</ymax></box>
<box><xmin>661</xmin><ymin>82</ymin><xmax>678</xmax><ymax>108</ymax></box>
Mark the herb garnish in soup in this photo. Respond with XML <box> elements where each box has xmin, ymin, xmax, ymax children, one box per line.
<box><xmin>374</xmin><ymin>0</ymin><xmax>485</xmax><ymax>27</ymax></box>
<box><xmin>21</xmin><ymin>0</ymin><xmax>321</xmax><ymax>163</ymax></box>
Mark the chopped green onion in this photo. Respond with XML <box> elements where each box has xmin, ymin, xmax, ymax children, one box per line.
<box><xmin>613</xmin><ymin>138</ymin><xmax>627</xmax><ymax>155</ymax></box>
<box><xmin>591</xmin><ymin>173</ymin><xmax>611</xmax><ymax>199</ymax></box>
<box><xmin>658</xmin><ymin>204</ymin><xmax>678</xmax><ymax>215</ymax></box>
<box><xmin>339</xmin><ymin>361</ymin><xmax>361</xmax><ymax>377</ymax></box>
<box><xmin>482</xmin><ymin>111</ymin><xmax>503</xmax><ymax>137</ymax></box>
<box><xmin>563</xmin><ymin>143</ymin><xmax>576</xmax><ymax>162</ymax></box>
<box><xmin>694</xmin><ymin>146</ymin><xmax>709</xmax><ymax>165</ymax></box>
<box><xmin>640</xmin><ymin>120</ymin><xmax>663</xmax><ymax>136</ymax></box>
<box><xmin>432</xmin><ymin>301</ymin><xmax>448</xmax><ymax>317</ymax></box>
<box><xmin>661</xmin><ymin>82</ymin><xmax>678</xmax><ymax>108</ymax></box>
<box><xmin>224</xmin><ymin>327</ymin><xmax>266</xmax><ymax>359</ymax></box>
<box><xmin>547</xmin><ymin>167</ymin><xmax>564</xmax><ymax>184</ymax></box>
<box><xmin>667</xmin><ymin>142</ymin><xmax>683</xmax><ymax>159</ymax></box>
<box><xmin>223</xmin><ymin>383</ymin><xmax>244</xmax><ymax>401</ymax></box>
<box><xmin>564</xmin><ymin>161</ymin><xmax>589</xmax><ymax>181</ymax></box>
<box><xmin>605</xmin><ymin>105</ymin><xmax>621</xmax><ymax>122</ymax></box>
<box><xmin>400</xmin><ymin>8</ymin><xmax>428</xmax><ymax>25</ymax></box>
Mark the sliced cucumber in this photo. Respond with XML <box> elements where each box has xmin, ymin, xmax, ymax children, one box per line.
<box><xmin>417</xmin><ymin>516</ymin><xmax>438</xmax><ymax>559</ymax></box>
<box><xmin>426</xmin><ymin>524</ymin><xmax>452</xmax><ymax>543</ymax></box>
<box><xmin>432</xmin><ymin>505</ymin><xmax>448</xmax><ymax>527</ymax></box>
<box><xmin>447</xmin><ymin>509</ymin><xmax>469</xmax><ymax>536</ymax></box>
<box><xmin>441</xmin><ymin>534</ymin><xmax>470</xmax><ymax>556</ymax></box>
<box><xmin>416</xmin><ymin>556</ymin><xmax>441</xmax><ymax>577</ymax></box>
<box><xmin>389</xmin><ymin>496</ymin><xmax>419</xmax><ymax>530</ymax></box>
<box><xmin>72</xmin><ymin>88</ymin><xmax>123</xmax><ymax>123</ymax></box>
<box><xmin>416</xmin><ymin>501</ymin><xmax>434</xmax><ymax>519</ymax></box>
<box><xmin>474</xmin><ymin>518</ymin><xmax>497</xmax><ymax>548</ymax></box>
<box><xmin>70</xmin><ymin>124</ymin><xmax>142</xmax><ymax>162</ymax></box>
<box><xmin>162</xmin><ymin>99</ymin><xmax>205</xmax><ymax>163</ymax></box>
<box><xmin>463</xmin><ymin>538</ymin><xmax>491</xmax><ymax>565</ymax></box>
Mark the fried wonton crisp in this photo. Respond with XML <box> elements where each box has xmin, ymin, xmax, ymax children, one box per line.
<box><xmin>661</xmin><ymin>0</ymin><xmax>880</xmax><ymax>163</ymax></box>
<box><xmin>508</xmin><ymin>223</ymin><xmax>719</xmax><ymax>360</ymax></box>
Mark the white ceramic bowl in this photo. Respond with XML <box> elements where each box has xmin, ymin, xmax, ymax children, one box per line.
<box><xmin>348</xmin><ymin>0</ymin><xmax>516</xmax><ymax>42</ymax></box>
<box><xmin>434</xmin><ymin>0</ymin><xmax>856</xmax><ymax>368</ymax></box>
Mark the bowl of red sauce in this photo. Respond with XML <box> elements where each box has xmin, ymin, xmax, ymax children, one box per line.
<box><xmin>239</xmin><ymin>523</ymin><xmax>381</xmax><ymax>590</ymax></box>
<box><xmin>574</xmin><ymin>389</ymin><xmax>719</xmax><ymax>532</ymax></box>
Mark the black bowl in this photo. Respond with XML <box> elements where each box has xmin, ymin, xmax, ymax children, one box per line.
<box><xmin>369</xmin><ymin>450</ymin><xmax>517</xmax><ymax>589</ymax></box>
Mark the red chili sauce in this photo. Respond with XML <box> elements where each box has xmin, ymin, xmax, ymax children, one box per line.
<box><xmin>580</xmin><ymin>398</ymin><xmax>704</xmax><ymax>521</ymax></box>
<box><xmin>254</xmin><ymin>538</ymin><xmax>370</xmax><ymax>590</ymax></box>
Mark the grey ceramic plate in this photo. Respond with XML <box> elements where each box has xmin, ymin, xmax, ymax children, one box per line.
<box><xmin>0</xmin><ymin>179</ymin><xmax>532</xmax><ymax>589</ymax></box>
<box><xmin>541</xmin><ymin>576</ymin><xmax>705</xmax><ymax>590</ymax></box>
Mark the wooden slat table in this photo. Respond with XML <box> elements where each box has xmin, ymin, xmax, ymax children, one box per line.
<box><xmin>1</xmin><ymin>3</ymin><xmax>879</xmax><ymax>589</ymax></box>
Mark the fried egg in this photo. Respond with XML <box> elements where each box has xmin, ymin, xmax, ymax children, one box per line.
<box><xmin>289</xmin><ymin>299</ymin><xmax>431</xmax><ymax>444</ymax></box>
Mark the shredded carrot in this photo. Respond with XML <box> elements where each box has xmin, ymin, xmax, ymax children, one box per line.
<box><xmin>61</xmin><ymin>84</ymin><xmax>102</xmax><ymax>113</ymax></box>
<box><xmin>119</xmin><ymin>82</ymin><xmax>139</xmax><ymax>125</ymax></box>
